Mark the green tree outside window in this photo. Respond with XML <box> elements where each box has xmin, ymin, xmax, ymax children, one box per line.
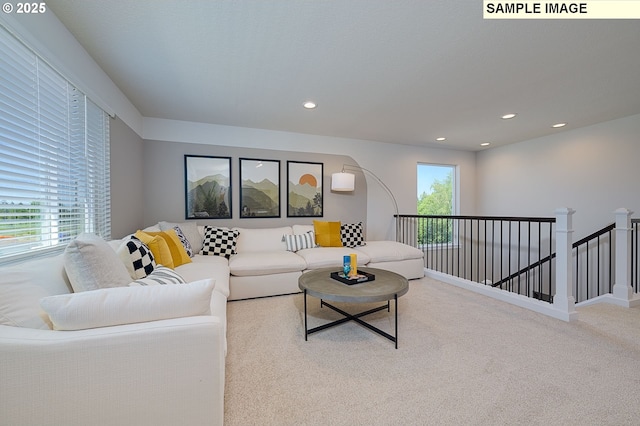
<box><xmin>417</xmin><ymin>165</ymin><xmax>454</xmax><ymax>244</ymax></box>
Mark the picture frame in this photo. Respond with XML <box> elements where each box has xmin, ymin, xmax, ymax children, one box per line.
<box><xmin>287</xmin><ymin>161</ymin><xmax>323</xmax><ymax>217</ymax></box>
<box><xmin>239</xmin><ymin>158</ymin><xmax>281</xmax><ymax>218</ymax></box>
<box><xmin>184</xmin><ymin>155</ymin><xmax>232</xmax><ymax>219</ymax></box>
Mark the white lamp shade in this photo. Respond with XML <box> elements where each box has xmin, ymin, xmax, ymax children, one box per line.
<box><xmin>331</xmin><ymin>172</ymin><xmax>355</xmax><ymax>191</ymax></box>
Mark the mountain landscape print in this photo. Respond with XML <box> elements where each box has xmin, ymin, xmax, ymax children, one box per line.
<box><xmin>240</xmin><ymin>159</ymin><xmax>280</xmax><ymax>218</ymax></box>
<box><xmin>287</xmin><ymin>161</ymin><xmax>323</xmax><ymax>217</ymax></box>
<box><xmin>185</xmin><ymin>155</ymin><xmax>231</xmax><ymax>219</ymax></box>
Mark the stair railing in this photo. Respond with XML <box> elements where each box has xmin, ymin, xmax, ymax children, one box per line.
<box><xmin>572</xmin><ymin>223</ymin><xmax>615</xmax><ymax>303</ymax></box>
<box><xmin>397</xmin><ymin>214</ymin><xmax>556</xmax><ymax>301</ymax></box>
<box><xmin>397</xmin><ymin>213</ymin><xmax>624</xmax><ymax>305</ymax></box>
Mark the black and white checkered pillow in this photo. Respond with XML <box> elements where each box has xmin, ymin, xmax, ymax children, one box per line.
<box><xmin>201</xmin><ymin>226</ymin><xmax>239</xmax><ymax>258</ymax></box>
<box><xmin>125</xmin><ymin>236</ymin><xmax>156</xmax><ymax>279</ymax></box>
<box><xmin>340</xmin><ymin>222</ymin><xmax>366</xmax><ymax>248</ymax></box>
<box><xmin>129</xmin><ymin>266</ymin><xmax>186</xmax><ymax>286</ymax></box>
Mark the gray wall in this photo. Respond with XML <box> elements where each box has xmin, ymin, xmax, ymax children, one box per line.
<box><xmin>140</xmin><ymin>139</ymin><xmax>367</xmax><ymax>233</ymax></box>
<box><xmin>476</xmin><ymin>113</ymin><xmax>640</xmax><ymax>237</ymax></box>
<box><xmin>110</xmin><ymin>117</ymin><xmax>145</xmax><ymax>238</ymax></box>
<box><xmin>143</xmin><ymin>119</ymin><xmax>478</xmax><ymax>240</ymax></box>
<box><xmin>112</xmin><ymin>110</ymin><xmax>640</xmax><ymax>243</ymax></box>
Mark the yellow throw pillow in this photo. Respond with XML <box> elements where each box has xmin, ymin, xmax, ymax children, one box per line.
<box><xmin>135</xmin><ymin>230</ymin><xmax>175</xmax><ymax>269</ymax></box>
<box><xmin>163</xmin><ymin>229</ymin><xmax>192</xmax><ymax>266</ymax></box>
<box><xmin>313</xmin><ymin>221</ymin><xmax>343</xmax><ymax>247</ymax></box>
<box><xmin>143</xmin><ymin>230</ymin><xmax>192</xmax><ymax>268</ymax></box>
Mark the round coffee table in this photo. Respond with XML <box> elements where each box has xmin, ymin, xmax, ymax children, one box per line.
<box><xmin>298</xmin><ymin>267</ymin><xmax>409</xmax><ymax>348</ymax></box>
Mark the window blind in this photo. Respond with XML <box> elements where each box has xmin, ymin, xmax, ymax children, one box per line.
<box><xmin>0</xmin><ymin>24</ymin><xmax>110</xmax><ymax>263</ymax></box>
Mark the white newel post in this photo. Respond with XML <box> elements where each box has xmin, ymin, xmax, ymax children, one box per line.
<box><xmin>612</xmin><ymin>208</ymin><xmax>636</xmax><ymax>305</ymax></box>
<box><xmin>554</xmin><ymin>208</ymin><xmax>577</xmax><ymax>321</ymax></box>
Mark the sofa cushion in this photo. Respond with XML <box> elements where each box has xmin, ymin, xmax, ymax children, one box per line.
<box><xmin>117</xmin><ymin>236</ymin><xmax>156</xmax><ymax>279</ymax></box>
<box><xmin>313</xmin><ymin>221</ymin><xmax>343</xmax><ymax>247</ymax></box>
<box><xmin>176</xmin><ymin>257</ymin><xmax>230</xmax><ymax>298</ymax></box>
<box><xmin>229</xmin><ymin>251</ymin><xmax>307</xmax><ymax>276</ymax></box>
<box><xmin>341</xmin><ymin>222</ymin><xmax>366</xmax><ymax>248</ymax></box>
<box><xmin>296</xmin><ymin>247</ymin><xmax>371</xmax><ymax>270</ymax></box>
<box><xmin>283</xmin><ymin>231</ymin><xmax>316</xmax><ymax>252</ymax></box>
<box><xmin>159</xmin><ymin>221</ymin><xmax>202</xmax><ymax>254</ymax></box>
<box><xmin>129</xmin><ymin>266</ymin><xmax>186</xmax><ymax>286</ymax></box>
<box><xmin>233</xmin><ymin>226</ymin><xmax>292</xmax><ymax>252</ymax></box>
<box><xmin>201</xmin><ymin>226</ymin><xmax>239</xmax><ymax>258</ymax></box>
<box><xmin>40</xmin><ymin>279</ymin><xmax>215</xmax><ymax>331</ymax></box>
<box><xmin>293</xmin><ymin>224</ymin><xmax>314</xmax><ymax>234</ymax></box>
<box><xmin>353</xmin><ymin>241</ymin><xmax>424</xmax><ymax>262</ymax></box>
<box><xmin>0</xmin><ymin>272</ymin><xmax>51</xmax><ymax>329</ymax></box>
<box><xmin>64</xmin><ymin>233</ymin><xmax>132</xmax><ymax>292</ymax></box>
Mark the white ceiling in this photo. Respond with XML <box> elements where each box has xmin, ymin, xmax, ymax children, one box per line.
<box><xmin>48</xmin><ymin>0</ymin><xmax>640</xmax><ymax>151</ymax></box>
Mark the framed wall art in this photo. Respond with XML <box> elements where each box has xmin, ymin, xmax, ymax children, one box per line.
<box><xmin>239</xmin><ymin>158</ymin><xmax>280</xmax><ymax>218</ymax></box>
<box><xmin>184</xmin><ymin>155</ymin><xmax>232</xmax><ymax>219</ymax></box>
<box><xmin>287</xmin><ymin>161</ymin><xmax>323</xmax><ymax>217</ymax></box>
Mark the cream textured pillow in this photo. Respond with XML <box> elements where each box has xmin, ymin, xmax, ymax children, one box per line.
<box><xmin>64</xmin><ymin>233</ymin><xmax>132</xmax><ymax>292</ymax></box>
<box><xmin>40</xmin><ymin>279</ymin><xmax>215</xmax><ymax>331</ymax></box>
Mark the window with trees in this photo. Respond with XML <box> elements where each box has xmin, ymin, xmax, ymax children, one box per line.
<box><xmin>0</xmin><ymin>23</ymin><xmax>111</xmax><ymax>264</ymax></box>
<box><xmin>417</xmin><ymin>164</ymin><xmax>455</xmax><ymax>244</ymax></box>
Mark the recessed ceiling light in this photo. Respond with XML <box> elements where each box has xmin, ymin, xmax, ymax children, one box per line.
<box><xmin>552</xmin><ymin>122</ymin><xmax>567</xmax><ymax>128</ymax></box>
<box><xmin>436</xmin><ymin>137</ymin><xmax>446</xmax><ymax>142</ymax></box>
<box><xmin>303</xmin><ymin>101</ymin><xmax>317</xmax><ymax>109</ymax></box>
<box><xmin>480</xmin><ymin>142</ymin><xmax>491</xmax><ymax>147</ymax></box>
<box><xmin>501</xmin><ymin>113</ymin><xmax>517</xmax><ymax>120</ymax></box>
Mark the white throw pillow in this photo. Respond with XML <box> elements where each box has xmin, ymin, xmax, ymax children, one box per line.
<box><xmin>64</xmin><ymin>233</ymin><xmax>132</xmax><ymax>292</ymax></box>
<box><xmin>40</xmin><ymin>279</ymin><xmax>215</xmax><ymax>331</ymax></box>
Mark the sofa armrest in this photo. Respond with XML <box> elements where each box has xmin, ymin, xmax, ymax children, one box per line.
<box><xmin>0</xmin><ymin>316</ymin><xmax>225</xmax><ymax>426</ymax></box>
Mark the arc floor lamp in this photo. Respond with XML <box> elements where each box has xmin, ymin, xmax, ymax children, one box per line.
<box><xmin>331</xmin><ymin>164</ymin><xmax>399</xmax><ymax>241</ymax></box>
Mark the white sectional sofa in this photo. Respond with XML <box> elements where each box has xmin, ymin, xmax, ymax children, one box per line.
<box><xmin>0</xmin><ymin>222</ymin><xmax>424</xmax><ymax>426</ymax></box>
<box><xmin>228</xmin><ymin>224</ymin><xmax>424</xmax><ymax>300</ymax></box>
<box><xmin>0</xmin><ymin>235</ymin><xmax>230</xmax><ymax>426</ymax></box>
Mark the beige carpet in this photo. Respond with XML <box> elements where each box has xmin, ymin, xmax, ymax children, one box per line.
<box><xmin>224</xmin><ymin>277</ymin><xmax>640</xmax><ymax>425</ymax></box>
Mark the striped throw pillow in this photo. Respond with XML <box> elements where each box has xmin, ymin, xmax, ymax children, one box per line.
<box><xmin>128</xmin><ymin>266</ymin><xmax>186</xmax><ymax>286</ymax></box>
<box><xmin>283</xmin><ymin>231</ymin><xmax>316</xmax><ymax>252</ymax></box>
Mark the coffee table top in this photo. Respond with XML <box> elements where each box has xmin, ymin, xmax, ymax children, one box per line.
<box><xmin>298</xmin><ymin>267</ymin><xmax>409</xmax><ymax>303</ymax></box>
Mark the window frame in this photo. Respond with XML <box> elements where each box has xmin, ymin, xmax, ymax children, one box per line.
<box><xmin>417</xmin><ymin>163</ymin><xmax>457</xmax><ymax>247</ymax></box>
<box><xmin>0</xmin><ymin>23</ymin><xmax>111</xmax><ymax>265</ymax></box>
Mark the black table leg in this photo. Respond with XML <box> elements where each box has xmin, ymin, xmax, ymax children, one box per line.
<box><xmin>305</xmin><ymin>296</ymin><xmax>400</xmax><ymax>348</ymax></box>
<box><xmin>304</xmin><ymin>289</ymin><xmax>308</xmax><ymax>341</ymax></box>
<box><xmin>395</xmin><ymin>294</ymin><xmax>398</xmax><ymax>349</ymax></box>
